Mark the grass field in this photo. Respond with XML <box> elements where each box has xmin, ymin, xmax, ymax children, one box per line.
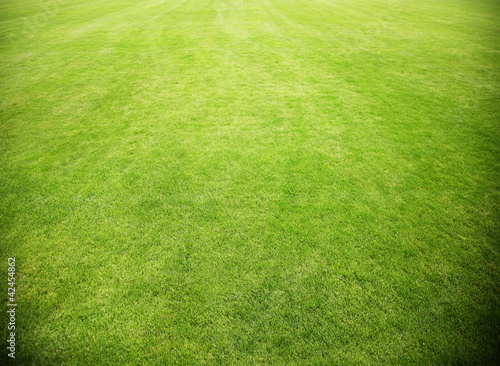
<box><xmin>1</xmin><ymin>0</ymin><xmax>499</xmax><ymax>364</ymax></box>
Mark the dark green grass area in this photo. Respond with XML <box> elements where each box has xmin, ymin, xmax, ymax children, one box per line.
<box><xmin>1</xmin><ymin>0</ymin><xmax>499</xmax><ymax>364</ymax></box>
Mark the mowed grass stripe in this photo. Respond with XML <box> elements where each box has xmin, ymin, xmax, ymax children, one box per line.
<box><xmin>0</xmin><ymin>0</ymin><xmax>499</xmax><ymax>364</ymax></box>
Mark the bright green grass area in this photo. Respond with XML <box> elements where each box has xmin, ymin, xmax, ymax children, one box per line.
<box><xmin>1</xmin><ymin>0</ymin><xmax>499</xmax><ymax>364</ymax></box>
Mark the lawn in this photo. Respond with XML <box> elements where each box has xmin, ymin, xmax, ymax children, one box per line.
<box><xmin>0</xmin><ymin>0</ymin><xmax>499</xmax><ymax>364</ymax></box>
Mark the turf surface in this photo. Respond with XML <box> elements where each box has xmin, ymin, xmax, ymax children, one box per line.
<box><xmin>1</xmin><ymin>0</ymin><xmax>499</xmax><ymax>364</ymax></box>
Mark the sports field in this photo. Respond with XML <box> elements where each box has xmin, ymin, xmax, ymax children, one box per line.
<box><xmin>1</xmin><ymin>0</ymin><xmax>499</xmax><ymax>364</ymax></box>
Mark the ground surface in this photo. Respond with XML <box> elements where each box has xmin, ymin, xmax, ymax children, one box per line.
<box><xmin>1</xmin><ymin>0</ymin><xmax>499</xmax><ymax>364</ymax></box>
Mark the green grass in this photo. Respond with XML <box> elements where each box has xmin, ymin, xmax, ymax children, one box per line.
<box><xmin>1</xmin><ymin>0</ymin><xmax>499</xmax><ymax>364</ymax></box>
